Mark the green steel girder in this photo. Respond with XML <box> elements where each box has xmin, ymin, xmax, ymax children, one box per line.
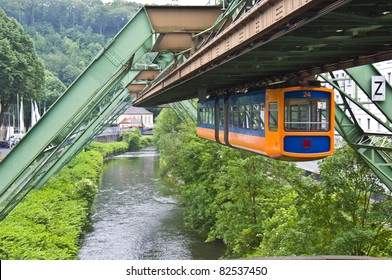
<box><xmin>170</xmin><ymin>103</ymin><xmax>186</xmax><ymax>122</ymax></box>
<box><xmin>170</xmin><ymin>99</ymin><xmax>197</xmax><ymax>122</ymax></box>
<box><xmin>319</xmin><ymin>65</ymin><xmax>392</xmax><ymax>192</ymax></box>
<box><xmin>31</xmin><ymin>72</ymin><xmax>141</xmax><ymax>191</ymax></box>
<box><xmin>33</xmin><ymin>91</ymin><xmax>136</xmax><ymax>193</ymax></box>
<box><xmin>0</xmin><ymin>8</ymin><xmax>154</xmax><ymax>219</ymax></box>
<box><xmin>345</xmin><ymin>65</ymin><xmax>392</xmax><ymax>126</ymax></box>
<box><xmin>172</xmin><ymin>99</ymin><xmax>197</xmax><ymax>122</ymax></box>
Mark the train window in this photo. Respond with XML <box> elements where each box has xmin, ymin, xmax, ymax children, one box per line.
<box><xmin>209</xmin><ymin>107</ymin><xmax>215</xmax><ymax>125</ymax></box>
<box><xmin>219</xmin><ymin>107</ymin><xmax>224</xmax><ymax>126</ymax></box>
<box><xmin>268</xmin><ymin>103</ymin><xmax>278</xmax><ymax>131</ymax></box>
<box><xmin>239</xmin><ymin>105</ymin><xmax>251</xmax><ymax>129</ymax></box>
<box><xmin>239</xmin><ymin>105</ymin><xmax>246</xmax><ymax>128</ymax></box>
<box><xmin>198</xmin><ymin>108</ymin><xmax>205</xmax><ymax>124</ymax></box>
<box><xmin>251</xmin><ymin>104</ymin><xmax>259</xmax><ymax>130</ymax></box>
<box><xmin>284</xmin><ymin>99</ymin><xmax>329</xmax><ymax>131</ymax></box>
<box><xmin>260</xmin><ymin>103</ymin><xmax>265</xmax><ymax>130</ymax></box>
<box><xmin>246</xmin><ymin>105</ymin><xmax>251</xmax><ymax>129</ymax></box>
<box><xmin>230</xmin><ymin>106</ymin><xmax>239</xmax><ymax>128</ymax></box>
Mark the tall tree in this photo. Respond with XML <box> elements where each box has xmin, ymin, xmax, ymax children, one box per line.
<box><xmin>256</xmin><ymin>144</ymin><xmax>392</xmax><ymax>257</ymax></box>
<box><xmin>0</xmin><ymin>8</ymin><xmax>45</xmax><ymax>128</ymax></box>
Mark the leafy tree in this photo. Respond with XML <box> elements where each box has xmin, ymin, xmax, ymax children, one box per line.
<box><xmin>0</xmin><ymin>8</ymin><xmax>45</xmax><ymax>127</ymax></box>
<box><xmin>316</xmin><ymin>144</ymin><xmax>392</xmax><ymax>256</ymax></box>
<box><xmin>256</xmin><ymin>144</ymin><xmax>392</xmax><ymax>257</ymax></box>
<box><xmin>41</xmin><ymin>70</ymin><xmax>66</xmax><ymax>111</ymax></box>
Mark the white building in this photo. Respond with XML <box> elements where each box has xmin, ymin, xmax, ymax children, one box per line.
<box><xmin>115</xmin><ymin>107</ymin><xmax>154</xmax><ymax>129</ymax></box>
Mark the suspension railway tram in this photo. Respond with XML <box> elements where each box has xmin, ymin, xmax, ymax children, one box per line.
<box><xmin>197</xmin><ymin>84</ymin><xmax>335</xmax><ymax>161</ymax></box>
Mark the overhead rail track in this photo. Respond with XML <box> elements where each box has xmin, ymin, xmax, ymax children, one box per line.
<box><xmin>134</xmin><ymin>0</ymin><xmax>392</xmax><ymax>107</ymax></box>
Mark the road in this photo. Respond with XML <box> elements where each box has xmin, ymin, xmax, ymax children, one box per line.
<box><xmin>0</xmin><ymin>148</ymin><xmax>10</xmax><ymax>161</ymax></box>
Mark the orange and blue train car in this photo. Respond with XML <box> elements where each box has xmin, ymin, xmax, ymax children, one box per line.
<box><xmin>197</xmin><ymin>86</ymin><xmax>335</xmax><ymax>161</ymax></box>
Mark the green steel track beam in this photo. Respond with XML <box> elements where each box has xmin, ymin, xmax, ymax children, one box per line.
<box><xmin>31</xmin><ymin>71</ymin><xmax>141</xmax><ymax>192</ymax></box>
<box><xmin>33</xmin><ymin>91</ymin><xmax>136</xmax><ymax>192</ymax></box>
<box><xmin>345</xmin><ymin>65</ymin><xmax>392</xmax><ymax>126</ymax></box>
<box><xmin>0</xmin><ymin>8</ymin><xmax>154</xmax><ymax>219</ymax></box>
<box><xmin>171</xmin><ymin>99</ymin><xmax>197</xmax><ymax>122</ymax></box>
<box><xmin>319</xmin><ymin>65</ymin><xmax>392</xmax><ymax>191</ymax></box>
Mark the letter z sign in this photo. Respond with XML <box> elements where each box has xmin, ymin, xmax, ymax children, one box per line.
<box><xmin>372</xmin><ymin>76</ymin><xmax>386</xmax><ymax>101</ymax></box>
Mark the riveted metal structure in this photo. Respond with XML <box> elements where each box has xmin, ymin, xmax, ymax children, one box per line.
<box><xmin>319</xmin><ymin>64</ymin><xmax>392</xmax><ymax>191</ymax></box>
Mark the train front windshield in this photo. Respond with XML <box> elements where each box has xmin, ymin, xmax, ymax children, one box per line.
<box><xmin>284</xmin><ymin>98</ymin><xmax>330</xmax><ymax>132</ymax></box>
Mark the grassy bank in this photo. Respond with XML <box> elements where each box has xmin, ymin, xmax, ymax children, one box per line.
<box><xmin>0</xmin><ymin>130</ymin><xmax>152</xmax><ymax>259</ymax></box>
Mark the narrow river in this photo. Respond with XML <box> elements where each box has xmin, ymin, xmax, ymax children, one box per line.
<box><xmin>78</xmin><ymin>148</ymin><xmax>225</xmax><ymax>260</ymax></box>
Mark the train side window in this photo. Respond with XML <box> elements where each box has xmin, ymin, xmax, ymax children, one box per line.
<box><xmin>259</xmin><ymin>103</ymin><xmax>265</xmax><ymax>130</ymax></box>
<box><xmin>245</xmin><ymin>105</ymin><xmax>251</xmax><ymax>129</ymax></box>
<box><xmin>251</xmin><ymin>104</ymin><xmax>259</xmax><ymax>130</ymax></box>
<box><xmin>198</xmin><ymin>108</ymin><xmax>202</xmax><ymax>123</ymax></box>
<box><xmin>231</xmin><ymin>106</ymin><xmax>239</xmax><ymax>128</ymax></box>
<box><xmin>239</xmin><ymin>105</ymin><xmax>251</xmax><ymax>129</ymax></box>
<box><xmin>239</xmin><ymin>105</ymin><xmax>246</xmax><ymax>128</ymax></box>
<box><xmin>201</xmin><ymin>108</ymin><xmax>206</xmax><ymax>124</ymax></box>
<box><xmin>209</xmin><ymin>107</ymin><xmax>215</xmax><ymax>125</ymax></box>
<box><xmin>268</xmin><ymin>103</ymin><xmax>278</xmax><ymax>131</ymax></box>
<box><xmin>229</xmin><ymin>106</ymin><xmax>234</xmax><ymax>127</ymax></box>
<box><xmin>219</xmin><ymin>107</ymin><xmax>224</xmax><ymax>126</ymax></box>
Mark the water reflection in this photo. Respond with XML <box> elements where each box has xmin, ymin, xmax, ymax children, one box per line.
<box><xmin>78</xmin><ymin>150</ymin><xmax>225</xmax><ymax>260</ymax></box>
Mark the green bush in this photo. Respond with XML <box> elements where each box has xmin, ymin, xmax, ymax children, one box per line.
<box><xmin>121</xmin><ymin>129</ymin><xmax>141</xmax><ymax>151</ymax></box>
<box><xmin>140</xmin><ymin>136</ymin><xmax>153</xmax><ymax>148</ymax></box>
<box><xmin>0</xmin><ymin>142</ymin><xmax>127</xmax><ymax>260</ymax></box>
<box><xmin>86</xmin><ymin>141</ymin><xmax>128</xmax><ymax>157</ymax></box>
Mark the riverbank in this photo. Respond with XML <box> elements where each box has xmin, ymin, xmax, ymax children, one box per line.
<box><xmin>0</xmin><ymin>131</ymin><xmax>150</xmax><ymax>259</ymax></box>
<box><xmin>0</xmin><ymin>142</ymin><xmax>128</xmax><ymax>259</ymax></box>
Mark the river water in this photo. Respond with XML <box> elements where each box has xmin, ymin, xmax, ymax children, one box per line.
<box><xmin>78</xmin><ymin>148</ymin><xmax>225</xmax><ymax>260</ymax></box>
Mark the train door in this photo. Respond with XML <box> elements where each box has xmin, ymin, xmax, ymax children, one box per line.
<box><xmin>265</xmin><ymin>89</ymin><xmax>282</xmax><ymax>158</ymax></box>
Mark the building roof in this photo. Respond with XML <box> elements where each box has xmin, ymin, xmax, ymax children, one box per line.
<box><xmin>123</xmin><ymin>106</ymin><xmax>153</xmax><ymax>115</ymax></box>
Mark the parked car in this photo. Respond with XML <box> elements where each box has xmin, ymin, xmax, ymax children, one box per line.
<box><xmin>0</xmin><ymin>140</ymin><xmax>11</xmax><ymax>148</ymax></box>
<box><xmin>9</xmin><ymin>133</ymin><xmax>24</xmax><ymax>146</ymax></box>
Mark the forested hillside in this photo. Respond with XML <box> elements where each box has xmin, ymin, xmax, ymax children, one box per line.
<box><xmin>0</xmin><ymin>0</ymin><xmax>140</xmax><ymax>86</ymax></box>
<box><xmin>0</xmin><ymin>0</ymin><xmax>140</xmax><ymax>128</ymax></box>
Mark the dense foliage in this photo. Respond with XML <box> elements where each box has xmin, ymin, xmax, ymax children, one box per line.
<box><xmin>0</xmin><ymin>0</ymin><xmax>140</xmax><ymax>128</ymax></box>
<box><xmin>0</xmin><ymin>0</ymin><xmax>140</xmax><ymax>87</ymax></box>
<box><xmin>121</xmin><ymin>129</ymin><xmax>153</xmax><ymax>151</ymax></box>
<box><xmin>0</xmin><ymin>138</ymin><xmax>139</xmax><ymax>260</ymax></box>
<box><xmin>0</xmin><ymin>8</ymin><xmax>45</xmax><ymax>127</ymax></box>
<box><xmin>154</xmin><ymin>108</ymin><xmax>392</xmax><ymax>258</ymax></box>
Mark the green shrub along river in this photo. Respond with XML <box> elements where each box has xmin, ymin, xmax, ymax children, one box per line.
<box><xmin>0</xmin><ymin>130</ymin><xmax>151</xmax><ymax>260</ymax></box>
